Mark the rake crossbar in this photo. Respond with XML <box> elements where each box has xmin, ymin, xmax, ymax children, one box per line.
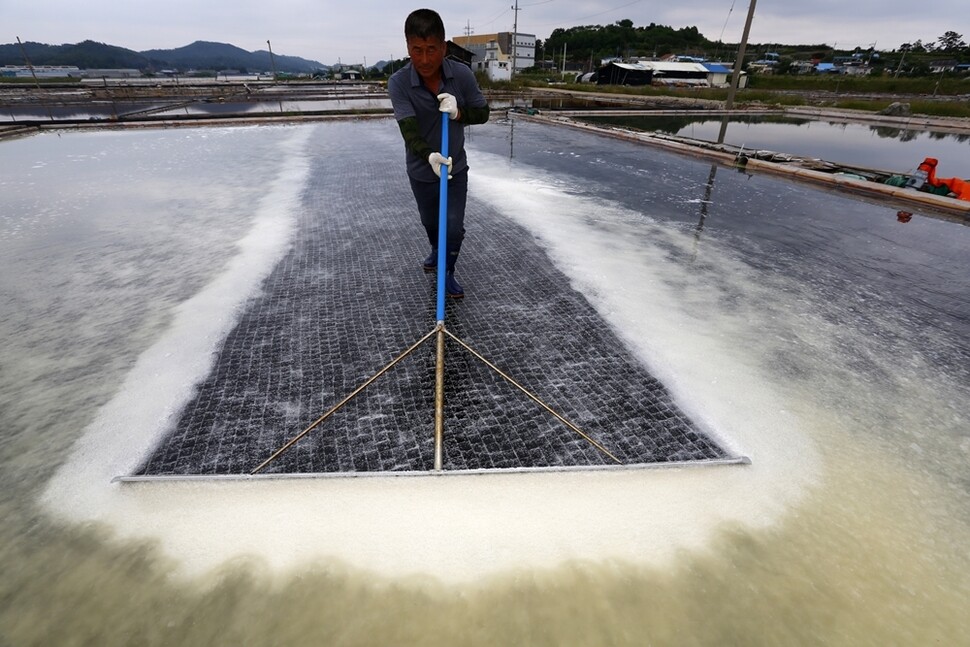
<box><xmin>250</xmin><ymin>323</ymin><xmax>622</xmax><ymax>474</ymax></box>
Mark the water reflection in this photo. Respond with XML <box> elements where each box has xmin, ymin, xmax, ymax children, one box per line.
<box><xmin>874</xmin><ymin>125</ymin><xmax>922</xmax><ymax>141</ymax></box>
<box><xmin>583</xmin><ymin>114</ymin><xmax>970</xmax><ymax>172</ymax></box>
<box><xmin>696</xmin><ymin>116</ymin><xmax>730</xmax><ymax>240</ymax></box>
<box><xmin>692</xmin><ymin>118</ymin><xmax>728</xmax><ymax>253</ymax></box>
<box><xmin>696</xmin><ymin>165</ymin><xmax>718</xmax><ymax>232</ymax></box>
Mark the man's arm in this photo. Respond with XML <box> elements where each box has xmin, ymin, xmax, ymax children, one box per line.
<box><xmin>396</xmin><ymin>116</ymin><xmax>433</xmax><ymax>159</ymax></box>
<box><xmin>457</xmin><ymin>104</ymin><xmax>490</xmax><ymax>125</ymax></box>
<box><xmin>451</xmin><ymin>63</ymin><xmax>490</xmax><ymax>126</ymax></box>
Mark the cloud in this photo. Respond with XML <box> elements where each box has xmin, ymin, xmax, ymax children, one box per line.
<box><xmin>7</xmin><ymin>0</ymin><xmax>965</xmax><ymax>66</ymax></box>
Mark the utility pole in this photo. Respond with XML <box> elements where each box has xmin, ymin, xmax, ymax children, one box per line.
<box><xmin>511</xmin><ymin>0</ymin><xmax>520</xmax><ymax>77</ymax></box>
<box><xmin>464</xmin><ymin>19</ymin><xmax>473</xmax><ymax>51</ymax></box>
<box><xmin>724</xmin><ymin>0</ymin><xmax>756</xmax><ymax>112</ymax></box>
<box><xmin>720</xmin><ymin>0</ymin><xmax>756</xmax><ymax>143</ymax></box>
<box><xmin>894</xmin><ymin>44</ymin><xmax>909</xmax><ymax>79</ymax></box>
<box><xmin>15</xmin><ymin>37</ymin><xmax>42</xmax><ymax>88</ymax></box>
<box><xmin>16</xmin><ymin>36</ymin><xmax>53</xmax><ymax>122</ymax></box>
<box><xmin>266</xmin><ymin>39</ymin><xmax>279</xmax><ymax>81</ymax></box>
<box><xmin>933</xmin><ymin>65</ymin><xmax>945</xmax><ymax>97</ymax></box>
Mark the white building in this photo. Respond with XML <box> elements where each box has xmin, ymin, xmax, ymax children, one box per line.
<box><xmin>479</xmin><ymin>58</ymin><xmax>511</xmax><ymax>82</ymax></box>
<box><xmin>507</xmin><ymin>31</ymin><xmax>536</xmax><ymax>72</ymax></box>
<box><xmin>595</xmin><ymin>60</ymin><xmax>747</xmax><ymax>89</ymax></box>
<box><xmin>1</xmin><ymin>65</ymin><xmax>81</xmax><ymax>78</ymax></box>
<box><xmin>468</xmin><ymin>39</ymin><xmax>510</xmax><ymax>81</ymax></box>
<box><xmin>82</xmin><ymin>69</ymin><xmax>141</xmax><ymax>79</ymax></box>
<box><xmin>458</xmin><ymin>32</ymin><xmax>536</xmax><ymax>74</ymax></box>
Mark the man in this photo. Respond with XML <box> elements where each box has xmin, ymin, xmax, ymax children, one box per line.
<box><xmin>388</xmin><ymin>8</ymin><xmax>490</xmax><ymax>298</ymax></box>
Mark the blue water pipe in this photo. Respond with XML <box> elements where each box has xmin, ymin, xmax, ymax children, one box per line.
<box><xmin>435</xmin><ymin>111</ymin><xmax>449</xmax><ymax>323</ymax></box>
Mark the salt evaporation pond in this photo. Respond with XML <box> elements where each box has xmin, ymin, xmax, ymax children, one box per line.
<box><xmin>1</xmin><ymin>119</ymin><xmax>968</xmax><ymax>645</ymax></box>
<box><xmin>585</xmin><ymin>113</ymin><xmax>970</xmax><ymax>174</ymax></box>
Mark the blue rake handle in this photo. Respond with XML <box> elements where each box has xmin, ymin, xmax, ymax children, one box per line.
<box><xmin>435</xmin><ymin>111</ymin><xmax>449</xmax><ymax>323</ymax></box>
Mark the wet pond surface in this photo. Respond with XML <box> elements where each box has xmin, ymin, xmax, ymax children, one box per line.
<box><xmin>581</xmin><ymin>113</ymin><xmax>970</xmax><ymax>174</ymax></box>
<box><xmin>1</xmin><ymin>119</ymin><xmax>968</xmax><ymax>645</ymax></box>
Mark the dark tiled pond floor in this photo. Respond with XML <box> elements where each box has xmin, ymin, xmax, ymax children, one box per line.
<box><xmin>134</xmin><ymin>125</ymin><xmax>735</xmax><ymax>476</ymax></box>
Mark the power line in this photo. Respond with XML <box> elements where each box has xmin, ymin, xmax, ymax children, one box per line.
<box><xmin>530</xmin><ymin>0</ymin><xmax>644</xmax><ymax>29</ymax></box>
<box><xmin>476</xmin><ymin>6</ymin><xmax>512</xmax><ymax>29</ymax></box>
<box><xmin>713</xmin><ymin>0</ymin><xmax>738</xmax><ymax>59</ymax></box>
<box><xmin>718</xmin><ymin>0</ymin><xmax>737</xmax><ymax>43</ymax></box>
<box><xmin>472</xmin><ymin>0</ymin><xmax>642</xmax><ymax>33</ymax></box>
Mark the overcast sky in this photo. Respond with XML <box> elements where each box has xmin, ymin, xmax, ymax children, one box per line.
<box><xmin>7</xmin><ymin>0</ymin><xmax>965</xmax><ymax>65</ymax></box>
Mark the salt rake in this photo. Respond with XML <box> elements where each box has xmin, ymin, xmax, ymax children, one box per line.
<box><xmin>251</xmin><ymin>113</ymin><xmax>621</xmax><ymax>475</ymax></box>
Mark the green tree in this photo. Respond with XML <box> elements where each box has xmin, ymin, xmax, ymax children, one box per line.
<box><xmin>936</xmin><ymin>31</ymin><xmax>966</xmax><ymax>51</ymax></box>
<box><xmin>544</xmin><ymin>19</ymin><xmax>715</xmax><ymax>68</ymax></box>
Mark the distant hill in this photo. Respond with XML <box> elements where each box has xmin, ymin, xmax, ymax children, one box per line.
<box><xmin>0</xmin><ymin>39</ymin><xmax>327</xmax><ymax>73</ymax></box>
<box><xmin>141</xmin><ymin>41</ymin><xmax>327</xmax><ymax>73</ymax></box>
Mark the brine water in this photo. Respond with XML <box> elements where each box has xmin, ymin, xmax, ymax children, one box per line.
<box><xmin>1</xmin><ymin>120</ymin><xmax>967</xmax><ymax>645</ymax></box>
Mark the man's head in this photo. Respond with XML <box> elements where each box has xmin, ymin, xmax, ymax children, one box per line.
<box><xmin>405</xmin><ymin>9</ymin><xmax>446</xmax><ymax>80</ymax></box>
<box><xmin>405</xmin><ymin>9</ymin><xmax>445</xmax><ymax>41</ymax></box>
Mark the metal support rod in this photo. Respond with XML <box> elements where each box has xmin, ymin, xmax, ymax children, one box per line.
<box><xmin>444</xmin><ymin>328</ymin><xmax>622</xmax><ymax>464</ymax></box>
<box><xmin>434</xmin><ymin>325</ymin><xmax>446</xmax><ymax>470</ymax></box>
<box><xmin>432</xmin><ymin>110</ymin><xmax>450</xmax><ymax>469</ymax></box>
<box><xmin>251</xmin><ymin>326</ymin><xmax>439</xmax><ymax>474</ymax></box>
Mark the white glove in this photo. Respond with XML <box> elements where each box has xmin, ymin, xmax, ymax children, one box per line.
<box><xmin>428</xmin><ymin>152</ymin><xmax>453</xmax><ymax>179</ymax></box>
<box><xmin>437</xmin><ymin>93</ymin><xmax>458</xmax><ymax>120</ymax></box>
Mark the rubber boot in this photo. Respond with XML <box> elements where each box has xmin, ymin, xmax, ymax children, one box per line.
<box><xmin>445</xmin><ymin>246</ymin><xmax>464</xmax><ymax>297</ymax></box>
<box><xmin>445</xmin><ymin>272</ymin><xmax>464</xmax><ymax>298</ymax></box>
<box><xmin>422</xmin><ymin>248</ymin><xmax>437</xmax><ymax>273</ymax></box>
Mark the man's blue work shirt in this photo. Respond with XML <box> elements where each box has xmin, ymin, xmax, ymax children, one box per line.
<box><xmin>388</xmin><ymin>58</ymin><xmax>488</xmax><ymax>184</ymax></box>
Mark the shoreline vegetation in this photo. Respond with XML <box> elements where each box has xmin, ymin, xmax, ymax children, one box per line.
<box><xmin>497</xmin><ymin>73</ymin><xmax>970</xmax><ymax>120</ymax></box>
<box><xmin>3</xmin><ymin>74</ymin><xmax>970</xmax><ymax>121</ymax></box>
